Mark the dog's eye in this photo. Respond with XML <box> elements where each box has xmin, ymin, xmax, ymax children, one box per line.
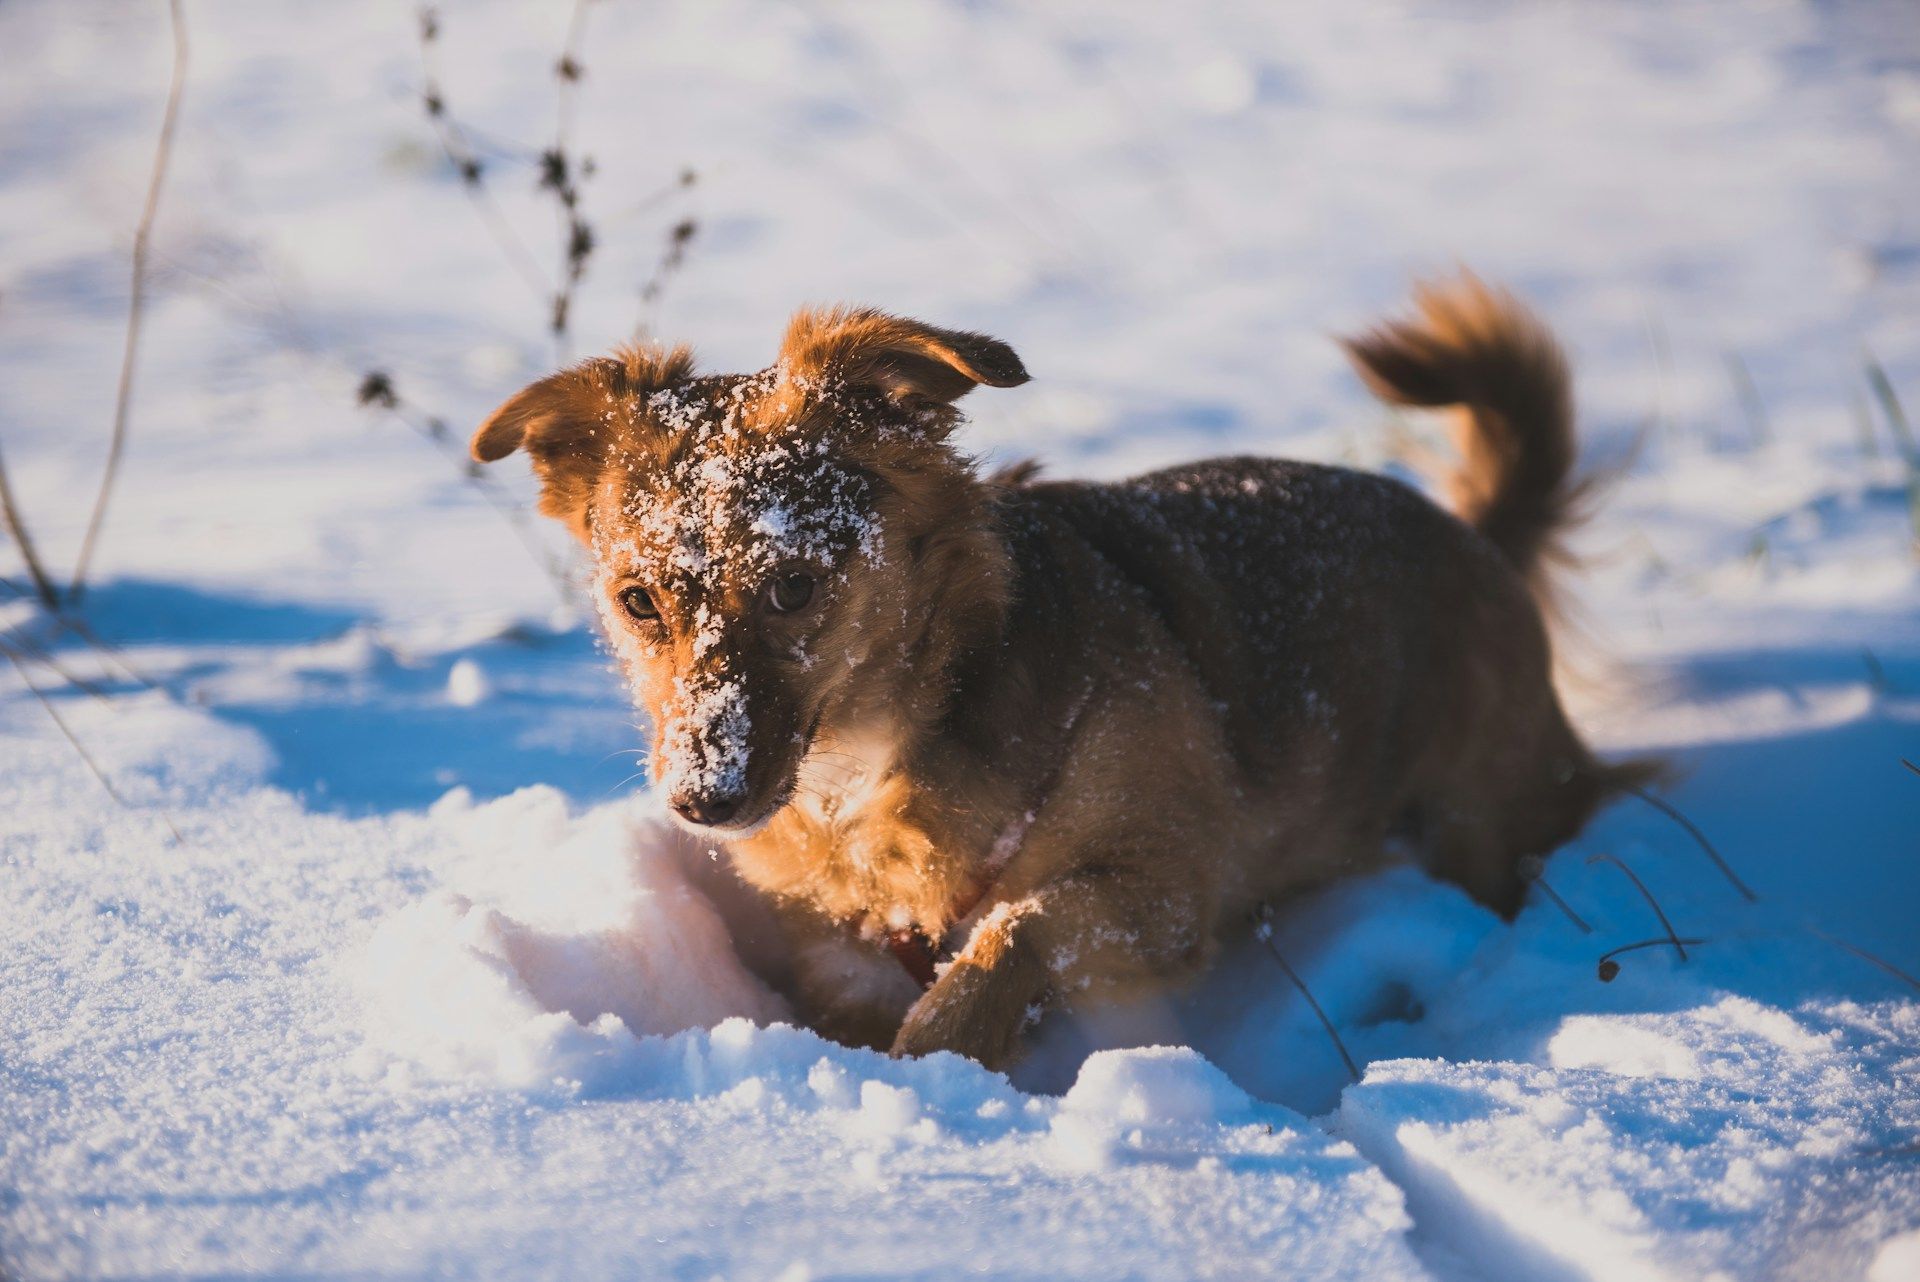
<box><xmin>618</xmin><ymin>586</ymin><xmax>660</xmax><ymax>623</ymax></box>
<box><xmin>765</xmin><ymin>572</ymin><xmax>816</xmax><ymax>615</ymax></box>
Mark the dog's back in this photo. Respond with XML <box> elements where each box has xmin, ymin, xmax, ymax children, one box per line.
<box><xmin>983</xmin><ymin>278</ymin><xmax>1630</xmax><ymax>915</ymax></box>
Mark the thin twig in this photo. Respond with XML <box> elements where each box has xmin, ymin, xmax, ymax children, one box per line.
<box><xmin>3</xmin><ymin>648</ymin><xmax>183</xmax><ymax>845</ymax></box>
<box><xmin>1808</xmin><ymin>929</ymin><xmax>1920</xmax><ymax>996</ymax></box>
<box><xmin>633</xmin><ymin>217</ymin><xmax>698</xmax><ymax>340</ymax></box>
<box><xmin>357</xmin><ymin>374</ymin><xmax>578</xmax><ymax>606</ymax></box>
<box><xmin>1252</xmin><ymin>906</ymin><xmax>1360</xmax><ymax>1083</ymax></box>
<box><xmin>418</xmin><ymin>8</ymin><xmax>552</xmax><ymax>306</ymax></box>
<box><xmin>1587</xmin><ymin>852</ymin><xmax>1688</xmax><ymax>963</ymax></box>
<box><xmin>1624</xmin><ymin>784</ymin><xmax>1758</xmax><ymax>902</ymax></box>
<box><xmin>1904</xmin><ymin>758</ymin><xmax>1920</xmax><ymax>779</ymax></box>
<box><xmin>70</xmin><ymin>0</ymin><xmax>189</xmax><ymax>604</ymax></box>
<box><xmin>0</xmin><ymin>440</ymin><xmax>61</xmax><ymax>609</ymax></box>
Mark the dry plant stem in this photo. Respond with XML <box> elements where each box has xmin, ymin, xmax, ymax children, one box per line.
<box><xmin>1253</xmin><ymin>906</ymin><xmax>1361</xmax><ymax>1083</ymax></box>
<box><xmin>634</xmin><ymin>218</ymin><xmax>698</xmax><ymax>339</ymax></box>
<box><xmin>2</xmin><ymin>629</ymin><xmax>113</xmax><ymax>702</ymax></box>
<box><xmin>47</xmin><ymin>613</ymin><xmax>164</xmax><ymax>694</ymax></box>
<box><xmin>1</xmin><ymin>573</ymin><xmax>165</xmax><ymax>695</ymax></box>
<box><xmin>1587</xmin><ymin>852</ymin><xmax>1688</xmax><ymax>963</ymax></box>
<box><xmin>1865</xmin><ymin>350</ymin><xmax>1917</xmax><ymax>462</ymax></box>
<box><xmin>0</xmin><ymin>441</ymin><xmax>61</xmax><ymax>609</ymax></box>
<box><xmin>418</xmin><ymin>14</ymin><xmax>551</xmax><ymax>306</ymax></box>
<box><xmin>3</xmin><ymin>648</ymin><xmax>183</xmax><ymax>845</ymax></box>
<box><xmin>1808</xmin><ymin>929</ymin><xmax>1920</xmax><ymax>996</ymax></box>
<box><xmin>1596</xmin><ymin>935</ymin><xmax>1708</xmax><ymax>980</ymax></box>
<box><xmin>1625</xmin><ymin>783</ymin><xmax>1758</xmax><ymax>902</ymax></box>
<box><xmin>70</xmin><ymin>0</ymin><xmax>189</xmax><ymax>605</ymax></box>
<box><xmin>1904</xmin><ymin>758</ymin><xmax>1920</xmax><ymax>778</ymax></box>
<box><xmin>384</xmin><ymin>402</ymin><xmax>576</xmax><ymax>606</ymax></box>
<box><xmin>545</xmin><ymin>0</ymin><xmax>595</xmax><ymax>363</ymax></box>
<box><xmin>1530</xmin><ymin>872</ymin><xmax>1594</xmax><ymax>934</ymax></box>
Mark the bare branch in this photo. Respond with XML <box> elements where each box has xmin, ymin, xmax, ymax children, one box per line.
<box><xmin>70</xmin><ymin>0</ymin><xmax>190</xmax><ymax>604</ymax></box>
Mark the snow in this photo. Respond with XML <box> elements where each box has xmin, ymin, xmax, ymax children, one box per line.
<box><xmin>4</xmin><ymin>0</ymin><xmax>1919</xmax><ymax>1277</ymax></box>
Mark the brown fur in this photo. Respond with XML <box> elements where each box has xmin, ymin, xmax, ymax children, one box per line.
<box><xmin>471</xmin><ymin>277</ymin><xmax>1641</xmax><ymax>1069</ymax></box>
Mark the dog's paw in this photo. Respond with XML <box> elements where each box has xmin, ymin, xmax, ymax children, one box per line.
<box><xmin>889</xmin><ymin>966</ymin><xmax>1024</xmax><ymax>1069</ymax></box>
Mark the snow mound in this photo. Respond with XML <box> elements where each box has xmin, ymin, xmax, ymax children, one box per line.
<box><xmin>1340</xmin><ymin>998</ymin><xmax>1920</xmax><ymax>1282</ymax></box>
<box><xmin>350</xmin><ymin>787</ymin><xmax>788</xmax><ymax>1092</ymax></box>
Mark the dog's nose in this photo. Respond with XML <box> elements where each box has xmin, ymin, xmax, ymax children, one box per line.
<box><xmin>671</xmin><ymin>791</ymin><xmax>743</xmax><ymax>827</ymax></box>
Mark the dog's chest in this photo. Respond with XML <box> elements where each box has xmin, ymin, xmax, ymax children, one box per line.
<box><xmin>793</xmin><ymin>727</ymin><xmax>899</xmax><ymax>830</ymax></box>
<box><xmin>734</xmin><ymin>727</ymin><xmax>968</xmax><ymax>932</ymax></box>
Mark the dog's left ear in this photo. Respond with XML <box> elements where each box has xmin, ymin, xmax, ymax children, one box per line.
<box><xmin>470</xmin><ymin>344</ymin><xmax>695</xmax><ymax>542</ymax></box>
<box><xmin>778</xmin><ymin>307</ymin><xmax>1029</xmax><ymax>408</ymax></box>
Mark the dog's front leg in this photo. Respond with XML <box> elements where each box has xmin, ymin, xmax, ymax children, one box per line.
<box><xmin>890</xmin><ymin>898</ymin><xmax>1051</xmax><ymax>1069</ymax></box>
<box><xmin>891</xmin><ymin>865</ymin><xmax>1211</xmax><ymax>1069</ymax></box>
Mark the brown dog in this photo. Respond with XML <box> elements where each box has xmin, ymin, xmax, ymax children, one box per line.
<box><xmin>471</xmin><ymin>277</ymin><xmax>1644</xmax><ymax>1069</ymax></box>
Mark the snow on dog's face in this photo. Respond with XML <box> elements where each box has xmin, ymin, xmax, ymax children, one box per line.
<box><xmin>471</xmin><ymin>308</ymin><xmax>1027</xmax><ymax>834</ymax></box>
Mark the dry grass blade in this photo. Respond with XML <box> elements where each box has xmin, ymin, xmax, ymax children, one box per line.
<box><xmin>1253</xmin><ymin>905</ymin><xmax>1361</xmax><ymax>1083</ymax></box>
<box><xmin>3</xmin><ymin>647</ymin><xmax>183</xmax><ymax>845</ymax></box>
<box><xmin>70</xmin><ymin>0</ymin><xmax>189</xmax><ymax>604</ymax></box>
<box><xmin>1625</xmin><ymin>783</ymin><xmax>1758</xmax><ymax>902</ymax></box>
<box><xmin>0</xmin><ymin>439</ymin><xmax>62</xmax><ymax>609</ymax></box>
<box><xmin>1807</xmin><ymin>929</ymin><xmax>1920</xmax><ymax>996</ymax></box>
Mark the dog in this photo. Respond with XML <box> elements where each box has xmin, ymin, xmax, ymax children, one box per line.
<box><xmin>470</xmin><ymin>276</ymin><xmax>1647</xmax><ymax>1069</ymax></box>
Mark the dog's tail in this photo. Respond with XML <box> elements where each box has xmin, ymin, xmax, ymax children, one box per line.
<box><xmin>1343</xmin><ymin>274</ymin><xmax>1587</xmax><ymax>604</ymax></box>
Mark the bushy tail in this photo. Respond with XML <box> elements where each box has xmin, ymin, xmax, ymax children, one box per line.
<box><xmin>1344</xmin><ymin>275</ymin><xmax>1587</xmax><ymax>601</ymax></box>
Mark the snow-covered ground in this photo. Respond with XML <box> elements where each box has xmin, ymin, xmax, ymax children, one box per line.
<box><xmin>3</xmin><ymin>1</ymin><xmax>1918</xmax><ymax>1277</ymax></box>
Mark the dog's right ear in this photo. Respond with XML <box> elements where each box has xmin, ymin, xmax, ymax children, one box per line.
<box><xmin>470</xmin><ymin>344</ymin><xmax>694</xmax><ymax>542</ymax></box>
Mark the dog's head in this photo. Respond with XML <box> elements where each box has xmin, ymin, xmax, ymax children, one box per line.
<box><xmin>472</xmin><ymin>308</ymin><xmax>1027</xmax><ymax>834</ymax></box>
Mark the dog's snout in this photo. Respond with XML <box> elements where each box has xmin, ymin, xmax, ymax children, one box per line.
<box><xmin>671</xmin><ymin>791</ymin><xmax>743</xmax><ymax>827</ymax></box>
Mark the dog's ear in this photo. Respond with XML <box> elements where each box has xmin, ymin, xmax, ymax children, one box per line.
<box><xmin>471</xmin><ymin>345</ymin><xmax>694</xmax><ymax>541</ymax></box>
<box><xmin>777</xmin><ymin>307</ymin><xmax>1028</xmax><ymax>408</ymax></box>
